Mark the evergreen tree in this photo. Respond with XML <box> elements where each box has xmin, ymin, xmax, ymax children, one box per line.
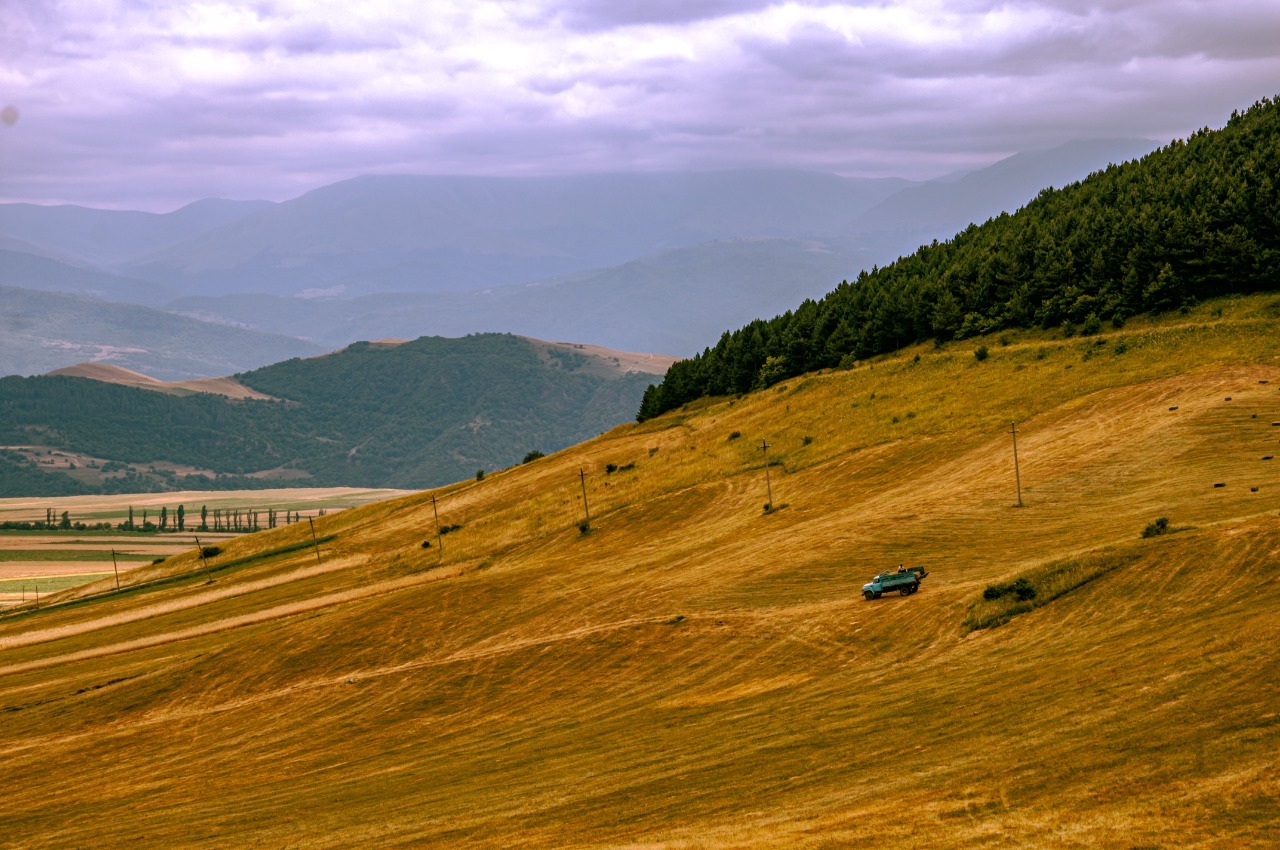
<box><xmin>639</xmin><ymin>96</ymin><xmax>1280</xmax><ymax>420</ymax></box>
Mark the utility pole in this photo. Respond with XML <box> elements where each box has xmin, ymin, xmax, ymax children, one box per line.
<box><xmin>194</xmin><ymin>534</ymin><xmax>211</xmax><ymax>580</ymax></box>
<box><xmin>431</xmin><ymin>494</ymin><xmax>443</xmax><ymax>562</ymax></box>
<box><xmin>110</xmin><ymin>548</ymin><xmax>121</xmax><ymax>591</ymax></box>
<box><xmin>308</xmin><ymin>516</ymin><xmax>322</xmax><ymax>565</ymax></box>
<box><xmin>579</xmin><ymin>467</ymin><xmax>591</xmax><ymax>530</ymax></box>
<box><xmin>759</xmin><ymin>439</ymin><xmax>774</xmax><ymax>509</ymax></box>
<box><xmin>1011</xmin><ymin>421</ymin><xmax>1024</xmax><ymax>508</ymax></box>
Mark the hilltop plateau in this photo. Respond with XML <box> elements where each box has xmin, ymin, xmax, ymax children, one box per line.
<box><xmin>1</xmin><ymin>294</ymin><xmax>1278</xmax><ymax>847</ymax></box>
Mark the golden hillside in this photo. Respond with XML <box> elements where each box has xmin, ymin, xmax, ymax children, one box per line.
<box><xmin>47</xmin><ymin>361</ymin><xmax>276</xmax><ymax>400</ymax></box>
<box><xmin>2</xmin><ymin>295</ymin><xmax>1279</xmax><ymax>848</ymax></box>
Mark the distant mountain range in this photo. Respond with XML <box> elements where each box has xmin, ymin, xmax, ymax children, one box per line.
<box><xmin>0</xmin><ymin>284</ymin><xmax>323</xmax><ymax>380</ymax></box>
<box><xmin>0</xmin><ymin>334</ymin><xmax>665</xmax><ymax>495</ymax></box>
<box><xmin>0</xmin><ymin>138</ymin><xmax>1157</xmax><ymax>377</ymax></box>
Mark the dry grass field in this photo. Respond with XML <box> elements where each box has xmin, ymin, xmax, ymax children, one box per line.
<box><xmin>1</xmin><ymin>296</ymin><xmax>1279</xmax><ymax>847</ymax></box>
<box><xmin>0</xmin><ymin>488</ymin><xmax>408</xmax><ymax>606</ymax></box>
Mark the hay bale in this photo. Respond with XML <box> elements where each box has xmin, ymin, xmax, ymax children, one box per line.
<box><xmin>1169</xmin><ymin>406</ymin><xmax>1179</xmax><ymax>411</ymax></box>
<box><xmin>1213</xmin><ymin>482</ymin><xmax>1227</xmax><ymax>488</ymax></box>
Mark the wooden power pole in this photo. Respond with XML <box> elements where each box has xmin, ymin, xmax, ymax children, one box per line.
<box><xmin>431</xmin><ymin>494</ymin><xmax>443</xmax><ymax>562</ymax></box>
<box><xmin>110</xmin><ymin>548</ymin><xmax>121</xmax><ymax>590</ymax></box>
<box><xmin>308</xmin><ymin>517</ymin><xmax>322</xmax><ymax>565</ymax></box>
<box><xmin>759</xmin><ymin>439</ymin><xmax>774</xmax><ymax>509</ymax></box>
<box><xmin>579</xmin><ymin>467</ymin><xmax>591</xmax><ymax>530</ymax></box>
<box><xmin>194</xmin><ymin>535</ymin><xmax>211</xmax><ymax>581</ymax></box>
<box><xmin>1011</xmin><ymin>421</ymin><xmax>1024</xmax><ymax>508</ymax></box>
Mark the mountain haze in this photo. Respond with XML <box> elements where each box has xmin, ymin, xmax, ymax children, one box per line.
<box><xmin>0</xmin><ymin>285</ymin><xmax>323</xmax><ymax>380</ymax></box>
<box><xmin>168</xmin><ymin>237</ymin><xmax>880</xmax><ymax>355</ymax></box>
<box><xmin>0</xmin><ymin>139</ymin><xmax>1166</xmax><ymax>376</ymax></box>
<box><xmin>0</xmin><ymin>198</ymin><xmax>273</xmax><ymax>267</ymax></box>
<box><xmin>856</xmin><ymin>137</ymin><xmax>1158</xmax><ymax>238</ymax></box>
<box><xmin>122</xmin><ymin>170</ymin><xmax>909</xmax><ymax>296</ymax></box>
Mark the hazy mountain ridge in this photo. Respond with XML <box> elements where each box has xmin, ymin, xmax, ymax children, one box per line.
<box><xmin>166</xmin><ymin>237</ymin><xmax>887</xmax><ymax>355</ymax></box>
<box><xmin>0</xmin><ymin>141</ymin><xmax>1159</xmax><ymax>377</ymax></box>
<box><xmin>0</xmin><ymin>285</ymin><xmax>323</xmax><ymax>380</ymax></box>
<box><xmin>119</xmin><ymin>170</ymin><xmax>911</xmax><ymax>296</ymax></box>
<box><xmin>856</xmin><ymin>138</ymin><xmax>1159</xmax><ymax>238</ymax></box>
<box><xmin>0</xmin><ymin>198</ymin><xmax>274</xmax><ymax>267</ymax></box>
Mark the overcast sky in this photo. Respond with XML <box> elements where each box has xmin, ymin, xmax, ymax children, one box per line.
<box><xmin>2</xmin><ymin>0</ymin><xmax>1278</xmax><ymax>211</ymax></box>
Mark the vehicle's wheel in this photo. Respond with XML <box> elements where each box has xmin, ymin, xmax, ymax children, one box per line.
<box><xmin>899</xmin><ymin>587</ymin><xmax>911</xmax><ymax>596</ymax></box>
<box><xmin>873</xmin><ymin>592</ymin><xmax>882</xmax><ymax>599</ymax></box>
<box><xmin>864</xmin><ymin>591</ymin><xmax>875</xmax><ymax>601</ymax></box>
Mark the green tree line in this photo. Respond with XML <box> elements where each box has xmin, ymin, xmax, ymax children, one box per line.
<box><xmin>638</xmin><ymin>96</ymin><xmax>1280</xmax><ymax>420</ymax></box>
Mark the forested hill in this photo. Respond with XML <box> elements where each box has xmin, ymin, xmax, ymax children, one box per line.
<box><xmin>0</xmin><ymin>334</ymin><xmax>655</xmax><ymax>495</ymax></box>
<box><xmin>638</xmin><ymin>96</ymin><xmax>1280</xmax><ymax>420</ymax></box>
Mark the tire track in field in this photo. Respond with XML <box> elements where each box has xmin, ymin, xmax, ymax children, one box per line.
<box><xmin>0</xmin><ymin>556</ymin><xmax>465</xmax><ymax>669</ymax></box>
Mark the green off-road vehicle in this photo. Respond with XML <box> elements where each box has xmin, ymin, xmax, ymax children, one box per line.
<box><xmin>862</xmin><ymin>566</ymin><xmax>928</xmax><ymax>600</ymax></box>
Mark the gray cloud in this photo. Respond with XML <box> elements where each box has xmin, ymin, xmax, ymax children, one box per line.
<box><xmin>0</xmin><ymin>0</ymin><xmax>1277</xmax><ymax>210</ymax></box>
<box><xmin>549</xmin><ymin>0</ymin><xmax>782</xmax><ymax>31</ymax></box>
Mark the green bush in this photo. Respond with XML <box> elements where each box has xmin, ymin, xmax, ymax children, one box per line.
<box><xmin>1141</xmin><ymin>516</ymin><xmax>1170</xmax><ymax>538</ymax></box>
<box><xmin>982</xmin><ymin>577</ymin><xmax>1037</xmax><ymax>601</ymax></box>
<box><xmin>974</xmin><ymin>345</ymin><xmax>989</xmax><ymax>362</ymax></box>
<box><xmin>522</xmin><ymin>450</ymin><xmax>545</xmax><ymax>464</ymax></box>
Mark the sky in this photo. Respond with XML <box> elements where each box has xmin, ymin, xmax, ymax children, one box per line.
<box><xmin>1</xmin><ymin>0</ymin><xmax>1279</xmax><ymax>211</ymax></box>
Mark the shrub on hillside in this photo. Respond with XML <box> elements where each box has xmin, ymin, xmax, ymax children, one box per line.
<box><xmin>522</xmin><ymin>450</ymin><xmax>545</xmax><ymax>464</ymax></box>
<box><xmin>982</xmin><ymin>577</ymin><xmax>1037</xmax><ymax>601</ymax></box>
<box><xmin>974</xmin><ymin>346</ymin><xmax>989</xmax><ymax>362</ymax></box>
<box><xmin>1142</xmin><ymin>517</ymin><xmax>1171</xmax><ymax>538</ymax></box>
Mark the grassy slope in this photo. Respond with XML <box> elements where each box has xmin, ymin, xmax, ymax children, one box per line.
<box><xmin>1</xmin><ymin>295</ymin><xmax>1279</xmax><ymax>848</ymax></box>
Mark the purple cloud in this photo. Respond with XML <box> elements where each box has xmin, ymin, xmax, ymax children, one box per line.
<box><xmin>0</xmin><ymin>0</ymin><xmax>1277</xmax><ymax>210</ymax></box>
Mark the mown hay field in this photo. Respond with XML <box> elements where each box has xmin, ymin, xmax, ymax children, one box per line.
<box><xmin>1</xmin><ymin>296</ymin><xmax>1279</xmax><ymax>848</ymax></box>
<box><xmin>0</xmin><ymin>488</ymin><xmax>408</xmax><ymax>605</ymax></box>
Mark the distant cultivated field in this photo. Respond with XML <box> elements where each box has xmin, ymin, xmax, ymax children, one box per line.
<box><xmin>0</xmin><ymin>487</ymin><xmax>409</xmax><ymax>604</ymax></box>
<box><xmin>1</xmin><ymin>297</ymin><xmax>1279</xmax><ymax>847</ymax></box>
